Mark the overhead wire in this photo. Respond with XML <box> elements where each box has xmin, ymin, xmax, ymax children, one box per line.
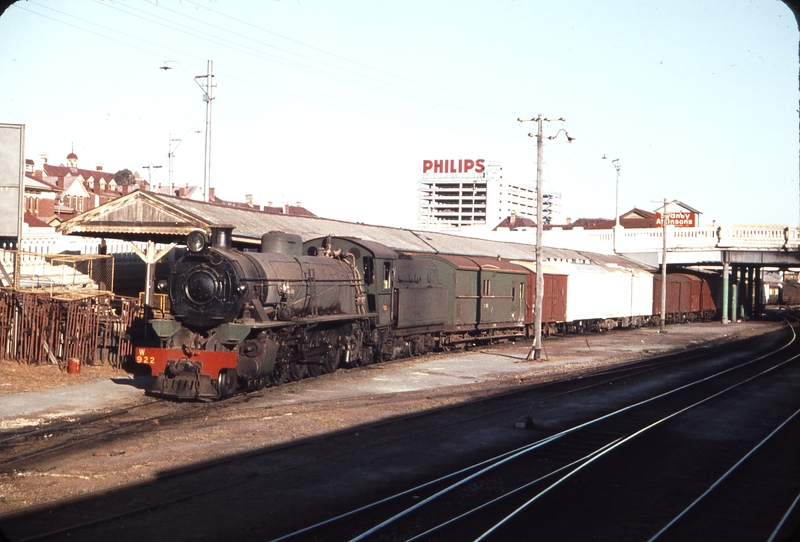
<box><xmin>179</xmin><ymin>0</ymin><xmax>520</xmax><ymax>117</ymax></box>
<box><xmin>19</xmin><ymin>0</ymin><xmax>524</xmax><ymax>141</ymax></box>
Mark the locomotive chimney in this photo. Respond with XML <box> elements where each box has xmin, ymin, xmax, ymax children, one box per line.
<box><xmin>210</xmin><ymin>224</ymin><xmax>235</xmax><ymax>250</ymax></box>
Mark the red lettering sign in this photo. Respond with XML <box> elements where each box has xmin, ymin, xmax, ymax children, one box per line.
<box><xmin>655</xmin><ymin>212</ymin><xmax>696</xmax><ymax>228</ymax></box>
<box><xmin>422</xmin><ymin>159</ymin><xmax>487</xmax><ymax>174</ymax></box>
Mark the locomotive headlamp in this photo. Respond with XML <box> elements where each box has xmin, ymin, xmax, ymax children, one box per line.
<box><xmin>186</xmin><ymin>230</ymin><xmax>208</xmax><ymax>253</ymax></box>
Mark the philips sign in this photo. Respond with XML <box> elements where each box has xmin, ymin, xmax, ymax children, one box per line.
<box><xmin>423</xmin><ymin>159</ymin><xmax>486</xmax><ymax>174</ymax></box>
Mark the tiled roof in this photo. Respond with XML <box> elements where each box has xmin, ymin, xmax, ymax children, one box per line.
<box><xmin>43</xmin><ymin>163</ymin><xmax>115</xmax><ymax>183</ymax></box>
<box><xmin>23</xmin><ymin>212</ymin><xmax>52</xmax><ymax>228</ymax></box>
<box><xmin>493</xmin><ymin>215</ymin><xmax>537</xmax><ymax>230</ymax></box>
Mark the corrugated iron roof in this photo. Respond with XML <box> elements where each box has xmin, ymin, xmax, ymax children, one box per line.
<box><xmin>57</xmin><ymin>191</ymin><xmax>654</xmax><ymax>271</ymax></box>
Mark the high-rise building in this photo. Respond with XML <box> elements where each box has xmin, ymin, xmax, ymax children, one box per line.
<box><xmin>417</xmin><ymin>159</ymin><xmax>561</xmax><ymax>231</ymax></box>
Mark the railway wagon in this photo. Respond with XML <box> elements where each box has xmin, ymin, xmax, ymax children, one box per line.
<box><xmin>407</xmin><ymin>253</ymin><xmax>528</xmax><ymax>347</ymax></box>
<box><xmin>782</xmin><ymin>281</ymin><xmax>800</xmax><ymax>305</ymax></box>
<box><xmin>508</xmin><ymin>261</ymin><xmax>568</xmax><ymax>337</ymax></box>
<box><xmin>535</xmin><ymin>259</ymin><xmax>655</xmax><ymax>332</ymax></box>
<box><xmin>653</xmin><ymin>273</ymin><xmax>717</xmax><ymax>322</ymax></box>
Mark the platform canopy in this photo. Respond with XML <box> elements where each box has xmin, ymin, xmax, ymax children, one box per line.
<box><xmin>57</xmin><ymin>190</ymin><xmax>650</xmax><ymax>269</ymax></box>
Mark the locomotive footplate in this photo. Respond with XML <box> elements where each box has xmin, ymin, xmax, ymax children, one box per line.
<box><xmin>151</xmin><ymin>360</ymin><xmax>219</xmax><ymax>400</ymax></box>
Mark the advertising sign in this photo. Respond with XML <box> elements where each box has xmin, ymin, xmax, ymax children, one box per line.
<box><xmin>422</xmin><ymin>159</ymin><xmax>485</xmax><ymax>175</ymax></box>
<box><xmin>0</xmin><ymin>124</ymin><xmax>24</xmax><ymax>247</ymax></box>
<box><xmin>655</xmin><ymin>211</ymin><xmax>696</xmax><ymax>228</ymax></box>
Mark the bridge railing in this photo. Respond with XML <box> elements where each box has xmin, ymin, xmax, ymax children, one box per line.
<box><xmin>541</xmin><ymin>224</ymin><xmax>800</xmax><ymax>254</ymax></box>
<box><xmin>718</xmin><ymin>225</ymin><xmax>798</xmax><ymax>249</ymax></box>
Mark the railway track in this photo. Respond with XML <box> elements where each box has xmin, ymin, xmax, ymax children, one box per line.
<box><xmin>264</xmin><ymin>317</ymin><xmax>800</xmax><ymax>541</ymax></box>
<box><xmin>0</xmin><ymin>319</ymin><xmax>797</xmax><ymax>541</ymax></box>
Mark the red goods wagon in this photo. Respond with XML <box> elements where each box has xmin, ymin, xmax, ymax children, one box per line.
<box><xmin>697</xmin><ymin>275</ymin><xmax>717</xmax><ymax>317</ymax></box>
<box><xmin>654</xmin><ymin>273</ymin><xmax>717</xmax><ymax>323</ymax></box>
<box><xmin>782</xmin><ymin>282</ymin><xmax>800</xmax><ymax>305</ymax></box>
<box><xmin>523</xmin><ymin>271</ymin><xmax>568</xmax><ymax>334</ymax></box>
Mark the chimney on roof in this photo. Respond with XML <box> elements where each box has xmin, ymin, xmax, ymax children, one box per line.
<box><xmin>95</xmin><ymin>162</ymin><xmax>103</xmax><ymax>171</ymax></box>
<box><xmin>296</xmin><ymin>201</ymin><xmax>302</xmax><ymax>208</ymax></box>
<box><xmin>510</xmin><ymin>210</ymin><xmax>516</xmax><ymax>227</ymax></box>
<box><xmin>34</xmin><ymin>153</ymin><xmax>48</xmax><ymax>175</ymax></box>
<box><xmin>56</xmin><ymin>175</ymin><xmax>64</xmax><ymax>189</ymax></box>
<box><xmin>179</xmin><ymin>186</ymin><xmax>186</xmax><ymax>197</ymax></box>
<box><xmin>209</xmin><ymin>187</ymin><xmax>216</xmax><ymax>201</ymax></box>
<box><xmin>245</xmin><ymin>194</ymin><xmax>253</xmax><ymax>206</ymax></box>
<box><xmin>267</xmin><ymin>201</ymin><xmax>273</xmax><ymax>207</ymax></box>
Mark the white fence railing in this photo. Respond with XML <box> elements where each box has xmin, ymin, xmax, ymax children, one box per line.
<box><xmin>462</xmin><ymin>224</ymin><xmax>800</xmax><ymax>257</ymax></box>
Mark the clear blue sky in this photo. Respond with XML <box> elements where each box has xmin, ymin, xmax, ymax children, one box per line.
<box><xmin>1</xmin><ymin>0</ymin><xmax>797</xmax><ymax>228</ymax></box>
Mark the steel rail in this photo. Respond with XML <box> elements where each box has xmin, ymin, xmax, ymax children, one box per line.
<box><xmin>648</xmin><ymin>407</ymin><xmax>800</xmax><ymax>541</ymax></box>
<box><xmin>768</xmin><ymin>489</ymin><xmax>800</xmax><ymax>542</ymax></box>
<box><xmin>404</xmin><ymin>438</ymin><xmax>624</xmax><ymax>542</ymax></box>
<box><xmin>474</xmin><ymin>319</ymin><xmax>800</xmax><ymax>541</ymax></box>
<box><xmin>341</xmin><ymin>319</ymin><xmax>797</xmax><ymax>542</ymax></box>
<box><xmin>0</xmin><ymin>399</ymin><xmax>159</xmax><ymax>446</ymax></box>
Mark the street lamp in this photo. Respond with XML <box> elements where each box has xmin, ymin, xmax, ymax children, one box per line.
<box><xmin>603</xmin><ymin>156</ymin><xmax>621</xmax><ymax>252</ymax></box>
<box><xmin>160</xmin><ymin>60</ymin><xmax>215</xmax><ymax>202</ymax></box>
<box><xmin>168</xmin><ymin>129</ymin><xmax>201</xmax><ymax>197</ymax></box>
<box><xmin>518</xmin><ymin>114</ymin><xmax>575</xmax><ymax>361</ymax></box>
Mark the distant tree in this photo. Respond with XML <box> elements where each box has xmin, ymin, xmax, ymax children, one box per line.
<box><xmin>114</xmin><ymin>169</ymin><xmax>134</xmax><ymax>185</ymax></box>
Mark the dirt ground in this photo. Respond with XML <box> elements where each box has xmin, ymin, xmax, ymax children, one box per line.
<box><xmin>0</xmin><ymin>360</ymin><xmax>128</xmax><ymax>396</ymax></box>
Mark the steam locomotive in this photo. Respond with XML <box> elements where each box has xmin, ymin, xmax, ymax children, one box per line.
<box><xmin>136</xmin><ymin>226</ymin><xmax>719</xmax><ymax>400</ymax></box>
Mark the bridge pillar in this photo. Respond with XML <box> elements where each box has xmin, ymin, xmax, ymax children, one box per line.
<box><xmin>732</xmin><ymin>265</ymin><xmax>747</xmax><ymax>321</ymax></box>
<box><xmin>738</xmin><ymin>266</ymin><xmax>747</xmax><ymax>319</ymax></box>
<box><xmin>755</xmin><ymin>266</ymin><xmax>764</xmax><ymax>317</ymax></box>
<box><xmin>721</xmin><ymin>259</ymin><xmax>730</xmax><ymax>324</ymax></box>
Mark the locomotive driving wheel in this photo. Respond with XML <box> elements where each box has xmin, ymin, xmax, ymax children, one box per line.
<box><xmin>321</xmin><ymin>329</ymin><xmax>342</xmax><ymax>374</ymax></box>
<box><xmin>287</xmin><ymin>358</ymin><xmax>307</xmax><ymax>381</ymax></box>
<box><xmin>304</xmin><ymin>332</ymin><xmax>326</xmax><ymax>378</ymax></box>
<box><xmin>217</xmin><ymin>369</ymin><xmax>237</xmax><ymax>398</ymax></box>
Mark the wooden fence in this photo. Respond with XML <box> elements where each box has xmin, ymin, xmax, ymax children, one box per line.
<box><xmin>0</xmin><ymin>289</ymin><xmax>138</xmax><ymax>369</ymax></box>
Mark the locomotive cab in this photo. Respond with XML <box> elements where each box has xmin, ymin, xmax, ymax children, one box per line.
<box><xmin>304</xmin><ymin>236</ymin><xmax>397</xmax><ymax>326</ymax></box>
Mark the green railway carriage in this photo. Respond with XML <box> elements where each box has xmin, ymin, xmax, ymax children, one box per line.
<box><xmin>405</xmin><ymin>253</ymin><xmax>527</xmax><ymax>346</ymax></box>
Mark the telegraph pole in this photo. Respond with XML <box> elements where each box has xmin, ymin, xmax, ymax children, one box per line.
<box><xmin>518</xmin><ymin>115</ymin><xmax>574</xmax><ymax>360</ymax></box>
<box><xmin>661</xmin><ymin>198</ymin><xmax>668</xmax><ymax>333</ymax></box>
<box><xmin>160</xmin><ymin>59</ymin><xmax>215</xmax><ymax>202</ymax></box>
<box><xmin>142</xmin><ymin>164</ymin><xmax>162</xmax><ymax>186</ymax></box>
<box><xmin>197</xmin><ymin>60</ymin><xmax>214</xmax><ymax>203</ymax></box>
